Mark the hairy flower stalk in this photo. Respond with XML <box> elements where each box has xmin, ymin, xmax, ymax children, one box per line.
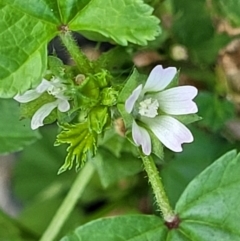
<box><xmin>14</xmin><ymin>78</ymin><xmax>70</xmax><ymax>130</ymax></box>
<box><xmin>125</xmin><ymin>65</ymin><xmax>198</xmax><ymax>155</ymax></box>
<box><xmin>141</xmin><ymin>154</ymin><xmax>176</xmax><ymax>222</ymax></box>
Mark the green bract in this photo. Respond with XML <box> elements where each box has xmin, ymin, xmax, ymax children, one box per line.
<box><xmin>55</xmin><ymin>122</ymin><xmax>97</xmax><ymax>174</ymax></box>
<box><xmin>0</xmin><ymin>0</ymin><xmax>160</xmax><ymax>98</ymax></box>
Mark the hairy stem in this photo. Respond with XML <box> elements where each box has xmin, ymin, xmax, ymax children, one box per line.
<box><xmin>39</xmin><ymin>161</ymin><xmax>95</xmax><ymax>241</ymax></box>
<box><xmin>59</xmin><ymin>31</ymin><xmax>92</xmax><ymax>73</ymax></box>
<box><xmin>141</xmin><ymin>154</ymin><xmax>175</xmax><ymax>222</ymax></box>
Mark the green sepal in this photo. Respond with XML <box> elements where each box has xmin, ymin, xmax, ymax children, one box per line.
<box><xmin>55</xmin><ymin>122</ymin><xmax>97</xmax><ymax>174</ymax></box>
<box><xmin>164</xmin><ymin>69</ymin><xmax>180</xmax><ymax>89</ymax></box>
<box><xmin>99</xmin><ymin>87</ymin><xmax>118</xmax><ymax>106</ymax></box>
<box><xmin>117</xmin><ymin>68</ymin><xmax>144</xmax><ymax>129</ymax></box>
<box><xmin>75</xmin><ymin>76</ymin><xmax>100</xmax><ymax>107</ymax></box>
<box><xmin>173</xmin><ymin>113</ymin><xmax>202</xmax><ymax>125</ymax></box>
<box><xmin>47</xmin><ymin>56</ymin><xmax>65</xmax><ymax>79</ymax></box>
<box><xmin>148</xmin><ymin>130</ymin><xmax>164</xmax><ymax>159</ymax></box>
<box><xmin>93</xmin><ymin>69</ymin><xmax>111</xmax><ymax>88</ymax></box>
<box><xmin>19</xmin><ymin>92</ymin><xmax>57</xmax><ymax>125</ymax></box>
<box><xmin>74</xmin><ymin>70</ymin><xmax>115</xmax><ymax>111</ymax></box>
<box><xmin>88</xmin><ymin>106</ymin><xmax>110</xmax><ymax>134</ymax></box>
<box><xmin>117</xmin><ymin>68</ymin><xmax>147</xmax><ymax>131</ymax></box>
<box><xmin>117</xmin><ymin>104</ymin><xmax>134</xmax><ymax>131</ymax></box>
<box><xmin>118</xmin><ymin>68</ymin><xmax>144</xmax><ymax>104</ymax></box>
<box><xmin>117</xmin><ymin>69</ymin><xmax>141</xmax><ymax>130</ymax></box>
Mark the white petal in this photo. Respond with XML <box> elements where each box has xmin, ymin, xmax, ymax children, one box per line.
<box><xmin>31</xmin><ymin>101</ymin><xmax>58</xmax><ymax>129</ymax></box>
<box><xmin>14</xmin><ymin>79</ymin><xmax>53</xmax><ymax>103</ymax></box>
<box><xmin>143</xmin><ymin>65</ymin><xmax>177</xmax><ymax>93</ymax></box>
<box><xmin>57</xmin><ymin>99</ymin><xmax>70</xmax><ymax>112</ymax></box>
<box><xmin>51</xmin><ymin>77</ymin><xmax>61</xmax><ymax>85</ymax></box>
<box><xmin>155</xmin><ymin>86</ymin><xmax>198</xmax><ymax>115</ymax></box>
<box><xmin>125</xmin><ymin>84</ymin><xmax>143</xmax><ymax>113</ymax></box>
<box><xmin>14</xmin><ymin>90</ymin><xmax>42</xmax><ymax>103</ymax></box>
<box><xmin>142</xmin><ymin>115</ymin><xmax>193</xmax><ymax>152</ymax></box>
<box><xmin>132</xmin><ymin>120</ymin><xmax>151</xmax><ymax>155</ymax></box>
<box><xmin>36</xmin><ymin>78</ymin><xmax>52</xmax><ymax>93</ymax></box>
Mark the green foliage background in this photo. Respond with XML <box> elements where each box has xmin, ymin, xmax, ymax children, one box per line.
<box><xmin>1</xmin><ymin>0</ymin><xmax>240</xmax><ymax>240</ymax></box>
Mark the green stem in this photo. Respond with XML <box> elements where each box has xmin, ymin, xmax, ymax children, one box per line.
<box><xmin>59</xmin><ymin>31</ymin><xmax>92</xmax><ymax>73</ymax></box>
<box><xmin>141</xmin><ymin>154</ymin><xmax>175</xmax><ymax>222</ymax></box>
<box><xmin>39</xmin><ymin>161</ymin><xmax>95</xmax><ymax>241</ymax></box>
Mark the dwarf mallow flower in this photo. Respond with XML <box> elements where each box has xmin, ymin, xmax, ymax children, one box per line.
<box><xmin>14</xmin><ymin>78</ymin><xmax>70</xmax><ymax>130</ymax></box>
<box><xmin>125</xmin><ymin>65</ymin><xmax>198</xmax><ymax>155</ymax></box>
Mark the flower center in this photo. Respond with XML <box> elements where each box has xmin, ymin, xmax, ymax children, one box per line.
<box><xmin>138</xmin><ymin>98</ymin><xmax>159</xmax><ymax>118</ymax></box>
<box><xmin>47</xmin><ymin>81</ymin><xmax>67</xmax><ymax>98</ymax></box>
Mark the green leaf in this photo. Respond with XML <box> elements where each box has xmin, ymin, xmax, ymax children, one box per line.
<box><xmin>69</xmin><ymin>0</ymin><xmax>161</xmax><ymax>46</ymax></box>
<box><xmin>2</xmin><ymin>0</ymin><xmax>60</xmax><ymax>24</ymax></box>
<box><xmin>55</xmin><ymin>122</ymin><xmax>97</xmax><ymax>173</ymax></box>
<box><xmin>0</xmin><ymin>0</ymin><xmax>160</xmax><ymax>97</ymax></box>
<box><xmin>93</xmin><ymin>148</ymin><xmax>142</xmax><ymax>188</ymax></box>
<box><xmin>0</xmin><ymin>99</ymin><xmax>41</xmax><ymax>154</ymax></box>
<box><xmin>0</xmin><ymin>3</ymin><xmax>57</xmax><ymax>98</ymax></box>
<box><xmin>175</xmin><ymin>150</ymin><xmax>240</xmax><ymax>240</ymax></box>
<box><xmin>60</xmin><ymin>215</ymin><xmax>167</xmax><ymax>241</ymax></box>
<box><xmin>1</xmin><ymin>0</ymin><xmax>89</xmax><ymax>26</ymax></box>
<box><xmin>56</xmin><ymin>0</ymin><xmax>91</xmax><ymax>23</ymax></box>
<box><xmin>0</xmin><ymin>0</ymin><xmax>89</xmax><ymax>98</ymax></box>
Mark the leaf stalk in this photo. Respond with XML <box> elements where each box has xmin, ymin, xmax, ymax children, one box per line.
<box><xmin>59</xmin><ymin>31</ymin><xmax>92</xmax><ymax>73</ymax></box>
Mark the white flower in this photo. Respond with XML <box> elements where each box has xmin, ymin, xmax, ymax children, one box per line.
<box><xmin>125</xmin><ymin>65</ymin><xmax>198</xmax><ymax>155</ymax></box>
<box><xmin>14</xmin><ymin>78</ymin><xmax>70</xmax><ymax>130</ymax></box>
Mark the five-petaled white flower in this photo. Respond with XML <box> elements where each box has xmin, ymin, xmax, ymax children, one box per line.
<box><xmin>14</xmin><ymin>78</ymin><xmax>70</xmax><ymax>130</ymax></box>
<box><xmin>125</xmin><ymin>65</ymin><xmax>198</xmax><ymax>155</ymax></box>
